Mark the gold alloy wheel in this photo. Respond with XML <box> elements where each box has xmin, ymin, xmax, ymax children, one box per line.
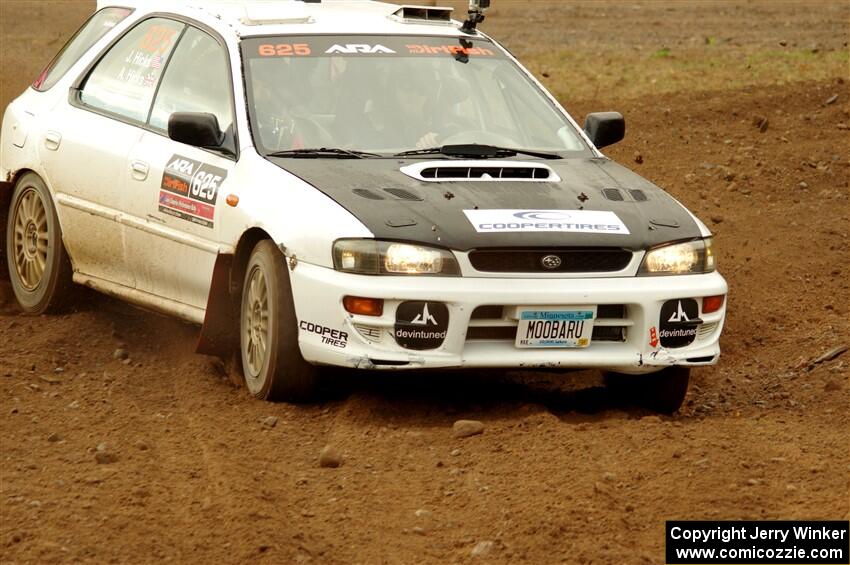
<box><xmin>243</xmin><ymin>264</ymin><xmax>270</xmax><ymax>383</ymax></box>
<box><xmin>12</xmin><ymin>187</ymin><xmax>49</xmax><ymax>291</ymax></box>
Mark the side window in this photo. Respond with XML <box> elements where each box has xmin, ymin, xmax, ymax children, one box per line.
<box><xmin>34</xmin><ymin>7</ymin><xmax>133</xmax><ymax>92</ymax></box>
<box><xmin>149</xmin><ymin>27</ymin><xmax>234</xmax><ymax>135</ymax></box>
<box><xmin>80</xmin><ymin>18</ymin><xmax>184</xmax><ymax>123</ymax></box>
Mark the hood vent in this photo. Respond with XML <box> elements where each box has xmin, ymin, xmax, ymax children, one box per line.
<box><xmin>352</xmin><ymin>189</ymin><xmax>385</xmax><ymax>200</ymax></box>
<box><xmin>400</xmin><ymin>160</ymin><xmax>561</xmax><ymax>183</ymax></box>
<box><xmin>384</xmin><ymin>188</ymin><xmax>423</xmax><ymax>201</ymax></box>
<box><xmin>601</xmin><ymin>188</ymin><xmax>650</xmax><ymax>202</ymax></box>
<box><xmin>602</xmin><ymin>188</ymin><xmax>624</xmax><ymax>201</ymax></box>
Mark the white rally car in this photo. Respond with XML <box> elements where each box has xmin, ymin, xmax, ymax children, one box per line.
<box><xmin>1</xmin><ymin>0</ymin><xmax>727</xmax><ymax>411</ymax></box>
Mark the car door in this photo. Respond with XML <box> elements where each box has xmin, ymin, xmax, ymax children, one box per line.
<box><xmin>122</xmin><ymin>25</ymin><xmax>237</xmax><ymax>311</ymax></box>
<box><xmin>41</xmin><ymin>17</ymin><xmax>184</xmax><ymax>288</ymax></box>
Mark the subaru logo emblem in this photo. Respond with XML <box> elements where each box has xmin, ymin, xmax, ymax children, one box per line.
<box><xmin>541</xmin><ymin>255</ymin><xmax>562</xmax><ymax>270</ymax></box>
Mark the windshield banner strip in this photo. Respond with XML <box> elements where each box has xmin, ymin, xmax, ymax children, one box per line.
<box><xmin>244</xmin><ymin>35</ymin><xmax>505</xmax><ymax>59</ymax></box>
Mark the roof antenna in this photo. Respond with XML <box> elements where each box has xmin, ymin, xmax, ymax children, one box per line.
<box><xmin>460</xmin><ymin>0</ymin><xmax>490</xmax><ymax>34</ymax></box>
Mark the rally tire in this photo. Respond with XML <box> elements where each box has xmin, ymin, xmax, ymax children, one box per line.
<box><xmin>240</xmin><ymin>240</ymin><xmax>318</xmax><ymax>402</ymax></box>
<box><xmin>5</xmin><ymin>173</ymin><xmax>73</xmax><ymax>314</ymax></box>
<box><xmin>604</xmin><ymin>366</ymin><xmax>691</xmax><ymax>414</ymax></box>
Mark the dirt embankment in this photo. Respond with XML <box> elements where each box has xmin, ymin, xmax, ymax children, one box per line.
<box><xmin>1</xmin><ymin>2</ymin><xmax>849</xmax><ymax>564</ymax></box>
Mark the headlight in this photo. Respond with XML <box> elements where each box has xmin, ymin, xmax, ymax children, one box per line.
<box><xmin>639</xmin><ymin>238</ymin><xmax>716</xmax><ymax>275</ymax></box>
<box><xmin>333</xmin><ymin>239</ymin><xmax>460</xmax><ymax>276</ymax></box>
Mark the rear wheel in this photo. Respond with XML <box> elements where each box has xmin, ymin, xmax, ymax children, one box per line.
<box><xmin>5</xmin><ymin>173</ymin><xmax>73</xmax><ymax>314</ymax></box>
<box><xmin>240</xmin><ymin>240</ymin><xmax>318</xmax><ymax>402</ymax></box>
<box><xmin>604</xmin><ymin>366</ymin><xmax>691</xmax><ymax>414</ymax></box>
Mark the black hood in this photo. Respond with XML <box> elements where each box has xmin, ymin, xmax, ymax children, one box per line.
<box><xmin>270</xmin><ymin>156</ymin><xmax>703</xmax><ymax>251</ymax></box>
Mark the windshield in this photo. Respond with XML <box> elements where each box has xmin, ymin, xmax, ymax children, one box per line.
<box><xmin>241</xmin><ymin>35</ymin><xmax>589</xmax><ymax>156</ymax></box>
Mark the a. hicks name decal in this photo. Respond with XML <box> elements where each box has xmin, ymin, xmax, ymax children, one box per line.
<box><xmin>158</xmin><ymin>155</ymin><xmax>227</xmax><ymax>229</ymax></box>
<box><xmin>463</xmin><ymin>210</ymin><xmax>630</xmax><ymax>235</ymax></box>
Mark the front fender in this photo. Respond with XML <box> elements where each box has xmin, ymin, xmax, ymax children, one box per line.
<box><xmin>217</xmin><ymin>152</ymin><xmax>372</xmax><ymax>268</ymax></box>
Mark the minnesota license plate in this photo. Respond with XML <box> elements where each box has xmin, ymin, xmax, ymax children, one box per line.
<box><xmin>515</xmin><ymin>307</ymin><xmax>596</xmax><ymax>348</ymax></box>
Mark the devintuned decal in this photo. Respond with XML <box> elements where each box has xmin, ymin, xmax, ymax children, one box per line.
<box><xmin>658</xmin><ymin>299</ymin><xmax>701</xmax><ymax>348</ymax></box>
<box><xmin>300</xmin><ymin>321</ymin><xmax>348</xmax><ymax>349</ymax></box>
<box><xmin>463</xmin><ymin>210</ymin><xmax>630</xmax><ymax>235</ymax></box>
<box><xmin>159</xmin><ymin>155</ymin><xmax>227</xmax><ymax>229</ymax></box>
<box><xmin>394</xmin><ymin>302</ymin><xmax>449</xmax><ymax>351</ymax></box>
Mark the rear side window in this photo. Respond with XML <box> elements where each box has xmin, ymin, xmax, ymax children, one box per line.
<box><xmin>80</xmin><ymin>18</ymin><xmax>184</xmax><ymax>123</ymax></box>
<box><xmin>33</xmin><ymin>7</ymin><xmax>133</xmax><ymax>92</ymax></box>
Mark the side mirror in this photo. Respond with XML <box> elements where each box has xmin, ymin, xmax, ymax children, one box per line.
<box><xmin>583</xmin><ymin>112</ymin><xmax>625</xmax><ymax>149</ymax></box>
<box><xmin>168</xmin><ymin>112</ymin><xmax>222</xmax><ymax>148</ymax></box>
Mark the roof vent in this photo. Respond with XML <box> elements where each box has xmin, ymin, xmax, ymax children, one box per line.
<box><xmin>629</xmin><ymin>189</ymin><xmax>648</xmax><ymax>202</ymax></box>
<box><xmin>240</xmin><ymin>3</ymin><xmax>313</xmax><ymax>26</ymax></box>
<box><xmin>400</xmin><ymin>161</ymin><xmax>560</xmax><ymax>183</ymax></box>
<box><xmin>392</xmin><ymin>5</ymin><xmax>453</xmax><ymax>23</ymax></box>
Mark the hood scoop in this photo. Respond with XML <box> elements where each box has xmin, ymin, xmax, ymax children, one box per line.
<box><xmin>400</xmin><ymin>160</ymin><xmax>561</xmax><ymax>183</ymax></box>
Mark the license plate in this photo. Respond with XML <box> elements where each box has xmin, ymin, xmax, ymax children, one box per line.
<box><xmin>515</xmin><ymin>306</ymin><xmax>596</xmax><ymax>348</ymax></box>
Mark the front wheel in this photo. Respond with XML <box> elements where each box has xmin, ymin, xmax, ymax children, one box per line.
<box><xmin>5</xmin><ymin>173</ymin><xmax>73</xmax><ymax>314</ymax></box>
<box><xmin>240</xmin><ymin>240</ymin><xmax>318</xmax><ymax>402</ymax></box>
<box><xmin>604</xmin><ymin>366</ymin><xmax>691</xmax><ymax>414</ymax></box>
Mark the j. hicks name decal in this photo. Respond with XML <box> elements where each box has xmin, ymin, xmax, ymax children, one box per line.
<box><xmin>158</xmin><ymin>155</ymin><xmax>227</xmax><ymax>229</ymax></box>
<box><xmin>463</xmin><ymin>210</ymin><xmax>630</xmax><ymax>235</ymax></box>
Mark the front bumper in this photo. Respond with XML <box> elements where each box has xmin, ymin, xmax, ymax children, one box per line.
<box><xmin>289</xmin><ymin>262</ymin><xmax>728</xmax><ymax>373</ymax></box>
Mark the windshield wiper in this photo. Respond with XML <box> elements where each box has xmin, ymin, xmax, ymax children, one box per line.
<box><xmin>266</xmin><ymin>148</ymin><xmax>382</xmax><ymax>159</ymax></box>
<box><xmin>394</xmin><ymin>144</ymin><xmax>562</xmax><ymax>160</ymax></box>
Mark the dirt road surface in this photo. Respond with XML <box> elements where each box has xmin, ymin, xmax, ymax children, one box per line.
<box><xmin>1</xmin><ymin>2</ymin><xmax>848</xmax><ymax>564</ymax></box>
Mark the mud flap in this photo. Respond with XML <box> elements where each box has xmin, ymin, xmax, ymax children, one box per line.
<box><xmin>0</xmin><ymin>181</ymin><xmax>13</xmax><ymax>275</ymax></box>
<box><xmin>197</xmin><ymin>253</ymin><xmax>237</xmax><ymax>357</ymax></box>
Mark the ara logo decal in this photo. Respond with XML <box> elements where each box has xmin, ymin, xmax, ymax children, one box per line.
<box><xmin>649</xmin><ymin>327</ymin><xmax>659</xmax><ymax>348</ymax></box>
<box><xmin>325</xmin><ymin>44</ymin><xmax>396</xmax><ymax>54</ymax></box>
<box><xmin>394</xmin><ymin>301</ymin><xmax>449</xmax><ymax>350</ymax></box>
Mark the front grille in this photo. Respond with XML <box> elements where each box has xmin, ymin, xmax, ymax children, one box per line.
<box><xmin>468</xmin><ymin>249</ymin><xmax>632</xmax><ymax>273</ymax></box>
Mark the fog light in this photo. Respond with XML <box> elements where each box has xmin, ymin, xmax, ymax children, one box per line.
<box><xmin>702</xmin><ymin>295</ymin><xmax>725</xmax><ymax>314</ymax></box>
<box><xmin>343</xmin><ymin>296</ymin><xmax>384</xmax><ymax>317</ymax></box>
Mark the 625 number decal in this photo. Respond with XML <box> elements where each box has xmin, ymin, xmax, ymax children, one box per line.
<box><xmin>258</xmin><ymin>43</ymin><xmax>311</xmax><ymax>57</ymax></box>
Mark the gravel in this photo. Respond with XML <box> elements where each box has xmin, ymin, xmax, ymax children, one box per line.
<box><xmin>319</xmin><ymin>445</ymin><xmax>343</xmax><ymax>468</ymax></box>
<box><xmin>453</xmin><ymin>420</ymin><xmax>485</xmax><ymax>438</ymax></box>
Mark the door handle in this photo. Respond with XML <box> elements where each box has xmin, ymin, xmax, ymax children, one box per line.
<box><xmin>130</xmin><ymin>160</ymin><xmax>149</xmax><ymax>181</ymax></box>
<box><xmin>44</xmin><ymin>131</ymin><xmax>61</xmax><ymax>151</ymax></box>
